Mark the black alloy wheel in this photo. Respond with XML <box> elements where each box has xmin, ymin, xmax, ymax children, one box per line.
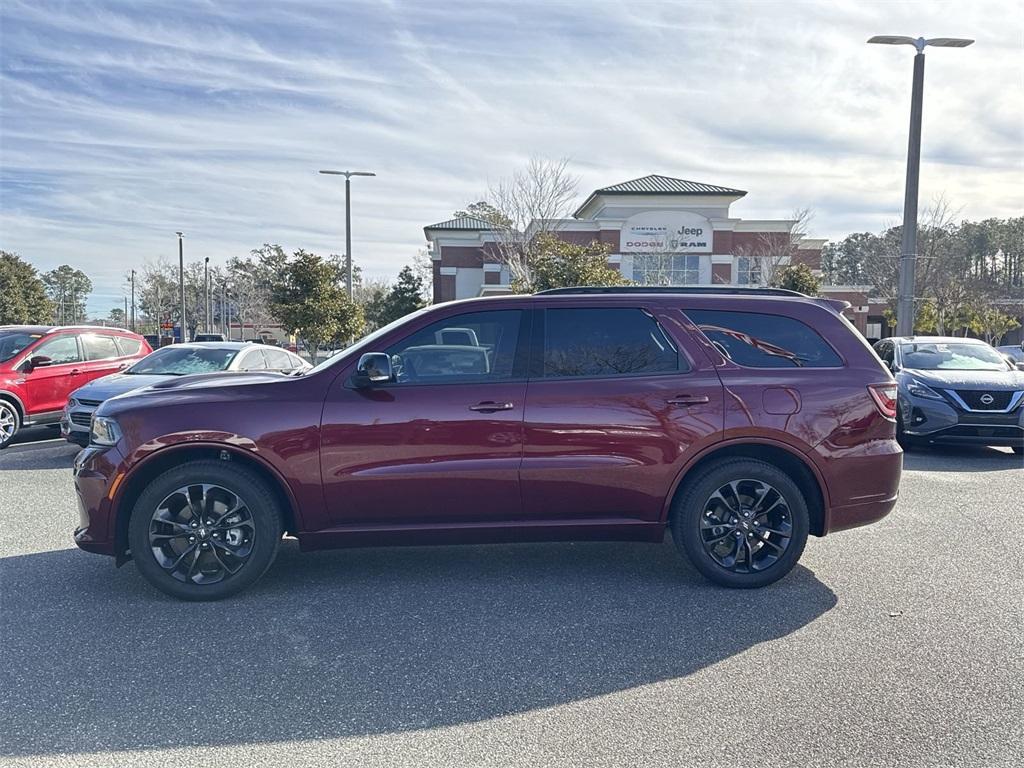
<box><xmin>148</xmin><ymin>483</ymin><xmax>257</xmax><ymax>585</ymax></box>
<box><xmin>698</xmin><ymin>479</ymin><xmax>793</xmax><ymax>574</ymax></box>
<box><xmin>128</xmin><ymin>460</ymin><xmax>283</xmax><ymax>600</ymax></box>
<box><xmin>671</xmin><ymin>457</ymin><xmax>810</xmax><ymax>588</ymax></box>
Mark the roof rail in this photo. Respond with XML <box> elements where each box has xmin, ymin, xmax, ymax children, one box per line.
<box><xmin>535</xmin><ymin>286</ymin><xmax>806</xmax><ymax>297</ymax></box>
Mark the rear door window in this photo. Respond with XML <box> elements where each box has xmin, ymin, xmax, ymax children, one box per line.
<box><xmin>686</xmin><ymin>309</ymin><xmax>842</xmax><ymax>368</ymax></box>
<box><xmin>82</xmin><ymin>334</ymin><xmax>120</xmax><ymax>361</ymax></box>
<box><xmin>541</xmin><ymin>308</ymin><xmax>682</xmax><ymax>378</ymax></box>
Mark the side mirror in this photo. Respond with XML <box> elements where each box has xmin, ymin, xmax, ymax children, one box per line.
<box><xmin>27</xmin><ymin>355</ymin><xmax>54</xmax><ymax>370</ymax></box>
<box><xmin>352</xmin><ymin>352</ymin><xmax>393</xmax><ymax>387</ymax></box>
<box><xmin>888</xmin><ymin>360</ymin><xmax>899</xmax><ymax>373</ymax></box>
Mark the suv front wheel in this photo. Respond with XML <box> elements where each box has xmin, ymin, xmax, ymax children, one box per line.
<box><xmin>128</xmin><ymin>460</ymin><xmax>283</xmax><ymax>601</ymax></box>
<box><xmin>0</xmin><ymin>400</ymin><xmax>19</xmax><ymax>449</ymax></box>
<box><xmin>671</xmin><ymin>457</ymin><xmax>810</xmax><ymax>588</ymax></box>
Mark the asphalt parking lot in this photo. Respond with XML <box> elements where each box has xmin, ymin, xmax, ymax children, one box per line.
<box><xmin>1</xmin><ymin>427</ymin><xmax>1021</xmax><ymax>767</ymax></box>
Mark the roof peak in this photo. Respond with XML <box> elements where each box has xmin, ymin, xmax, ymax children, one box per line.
<box><xmin>596</xmin><ymin>174</ymin><xmax>747</xmax><ymax>195</ymax></box>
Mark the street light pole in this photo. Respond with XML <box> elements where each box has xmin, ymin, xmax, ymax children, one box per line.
<box><xmin>868</xmin><ymin>35</ymin><xmax>973</xmax><ymax>337</ymax></box>
<box><xmin>204</xmin><ymin>257</ymin><xmax>210</xmax><ymax>334</ymax></box>
<box><xmin>318</xmin><ymin>169</ymin><xmax>375</xmax><ymax>300</ymax></box>
<box><xmin>130</xmin><ymin>269</ymin><xmax>136</xmax><ymax>332</ymax></box>
<box><xmin>176</xmin><ymin>231</ymin><xmax>186</xmax><ymax>343</ymax></box>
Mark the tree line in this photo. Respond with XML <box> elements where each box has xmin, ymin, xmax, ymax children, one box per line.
<box><xmin>821</xmin><ymin>202</ymin><xmax>1022</xmax><ymax>341</ymax></box>
<box><xmin>0</xmin><ymin>246</ymin><xmax>429</xmax><ymax>362</ymax></box>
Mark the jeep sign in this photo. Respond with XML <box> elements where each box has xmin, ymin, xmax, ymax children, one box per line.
<box><xmin>619</xmin><ymin>211</ymin><xmax>713</xmax><ymax>253</ymax></box>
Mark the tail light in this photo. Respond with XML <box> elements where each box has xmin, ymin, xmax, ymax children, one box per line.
<box><xmin>868</xmin><ymin>383</ymin><xmax>898</xmax><ymax>420</ymax></box>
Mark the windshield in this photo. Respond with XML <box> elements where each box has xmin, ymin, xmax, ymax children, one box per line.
<box><xmin>900</xmin><ymin>342</ymin><xmax>1011</xmax><ymax>371</ymax></box>
<box><xmin>305</xmin><ymin>306</ymin><xmax>435</xmax><ymax>375</ymax></box>
<box><xmin>127</xmin><ymin>346</ymin><xmax>239</xmax><ymax>375</ymax></box>
<box><xmin>0</xmin><ymin>331</ymin><xmax>43</xmax><ymax>363</ymax></box>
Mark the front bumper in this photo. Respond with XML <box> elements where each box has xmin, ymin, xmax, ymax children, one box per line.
<box><xmin>72</xmin><ymin>445</ymin><xmax>124</xmax><ymax>557</ymax></box>
<box><xmin>900</xmin><ymin>391</ymin><xmax>1024</xmax><ymax>447</ymax></box>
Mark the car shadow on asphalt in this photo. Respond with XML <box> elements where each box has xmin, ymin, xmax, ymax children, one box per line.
<box><xmin>0</xmin><ymin>539</ymin><xmax>837</xmax><ymax>758</ymax></box>
<box><xmin>902</xmin><ymin>444</ymin><xmax>1022</xmax><ymax>473</ymax></box>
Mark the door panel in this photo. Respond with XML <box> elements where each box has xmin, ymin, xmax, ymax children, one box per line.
<box><xmin>320</xmin><ymin>382</ymin><xmax>527</xmax><ymax>525</ymax></box>
<box><xmin>23</xmin><ymin>334</ymin><xmax>85</xmax><ymax>415</ymax></box>
<box><xmin>79</xmin><ymin>334</ymin><xmax>129</xmax><ymax>385</ymax></box>
<box><xmin>521</xmin><ymin>305</ymin><xmax>723</xmax><ymax>522</ymax></box>
<box><xmin>319</xmin><ymin>308</ymin><xmax>529</xmax><ymax>527</ymax></box>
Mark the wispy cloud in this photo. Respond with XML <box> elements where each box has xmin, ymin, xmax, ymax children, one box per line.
<box><xmin>1</xmin><ymin>0</ymin><xmax>1020</xmax><ymax>313</ymax></box>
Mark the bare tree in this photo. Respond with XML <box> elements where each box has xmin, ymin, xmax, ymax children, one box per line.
<box><xmin>733</xmin><ymin>208</ymin><xmax>815</xmax><ymax>287</ymax></box>
<box><xmin>478</xmin><ymin>157</ymin><xmax>580</xmax><ymax>290</ymax></box>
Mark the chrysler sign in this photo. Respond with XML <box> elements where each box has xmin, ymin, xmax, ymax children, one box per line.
<box><xmin>620</xmin><ymin>211</ymin><xmax>713</xmax><ymax>253</ymax></box>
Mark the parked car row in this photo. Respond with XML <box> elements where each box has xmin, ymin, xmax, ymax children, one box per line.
<box><xmin>0</xmin><ymin>326</ymin><xmax>310</xmax><ymax>448</ymax></box>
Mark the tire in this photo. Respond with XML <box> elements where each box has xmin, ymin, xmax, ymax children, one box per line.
<box><xmin>895</xmin><ymin>411</ymin><xmax>916</xmax><ymax>451</ymax></box>
<box><xmin>0</xmin><ymin>400</ymin><xmax>20</xmax><ymax>449</ymax></box>
<box><xmin>670</xmin><ymin>458</ymin><xmax>810</xmax><ymax>589</ymax></box>
<box><xmin>128</xmin><ymin>460</ymin><xmax>283</xmax><ymax>601</ymax></box>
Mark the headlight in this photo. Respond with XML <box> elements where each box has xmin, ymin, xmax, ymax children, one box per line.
<box><xmin>90</xmin><ymin>416</ymin><xmax>122</xmax><ymax>446</ymax></box>
<box><xmin>906</xmin><ymin>379</ymin><xmax>944</xmax><ymax>400</ymax></box>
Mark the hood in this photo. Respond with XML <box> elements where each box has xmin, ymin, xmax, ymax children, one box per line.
<box><xmin>902</xmin><ymin>367</ymin><xmax>1024</xmax><ymax>391</ymax></box>
<box><xmin>72</xmin><ymin>372</ymin><xmax>178</xmax><ymax>402</ymax></box>
<box><xmin>97</xmin><ymin>370</ymin><xmax>290</xmax><ymax>416</ymax></box>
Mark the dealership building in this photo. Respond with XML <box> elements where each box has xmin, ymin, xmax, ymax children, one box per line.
<box><xmin>423</xmin><ymin>174</ymin><xmax>891</xmax><ymax>336</ymax></box>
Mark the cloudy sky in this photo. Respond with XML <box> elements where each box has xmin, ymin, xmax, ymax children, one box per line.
<box><xmin>1</xmin><ymin>0</ymin><xmax>1020</xmax><ymax>315</ymax></box>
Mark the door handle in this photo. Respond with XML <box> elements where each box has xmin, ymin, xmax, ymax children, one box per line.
<box><xmin>469</xmin><ymin>401</ymin><xmax>515</xmax><ymax>413</ymax></box>
<box><xmin>70</xmin><ymin>368</ymin><xmax>83</xmax><ymax>375</ymax></box>
<box><xmin>667</xmin><ymin>395</ymin><xmax>710</xmax><ymax>406</ymax></box>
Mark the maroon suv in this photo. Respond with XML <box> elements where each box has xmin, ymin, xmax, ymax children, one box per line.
<box><xmin>73</xmin><ymin>288</ymin><xmax>902</xmax><ymax>600</ymax></box>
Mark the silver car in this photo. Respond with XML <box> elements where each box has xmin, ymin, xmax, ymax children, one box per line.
<box><xmin>61</xmin><ymin>342</ymin><xmax>310</xmax><ymax>446</ymax></box>
<box><xmin>873</xmin><ymin>336</ymin><xmax>1024</xmax><ymax>454</ymax></box>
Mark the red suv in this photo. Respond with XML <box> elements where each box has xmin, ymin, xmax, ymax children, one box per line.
<box><xmin>0</xmin><ymin>325</ymin><xmax>151</xmax><ymax>448</ymax></box>
<box><xmin>72</xmin><ymin>288</ymin><xmax>902</xmax><ymax>600</ymax></box>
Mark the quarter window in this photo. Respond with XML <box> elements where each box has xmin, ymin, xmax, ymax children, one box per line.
<box><xmin>117</xmin><ymin>337</ymin><xmax>143</xmax><ymax>356</ymax></box>
<box><xmin>83</xmin><ymin>334</ymin><xmax>120</xmax><ymax>360</ymax></box>
<box><xmin>542</xmin><ymin>308</ymin><xmax>681</xmax><ymax>378</ymax></box>
<box><xmin>385</xmin><ymin>310</ymin><xmax>523</xmax><ymax>384</ymax></box>
<box><xmin>686</xmin><ymin>309</ymin><xmax>842</xmax><ymax>368</ymax></box>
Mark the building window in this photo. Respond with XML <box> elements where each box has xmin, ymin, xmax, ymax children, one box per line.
<box><xmin>631</xmin><ymin>254</ymin><xmax>700</xmax><ymax>285</ymax></box>
<box><xmin>735</xmin><ymin>255</ymin><xmax>763</xmax><ymax>285</ymax></box>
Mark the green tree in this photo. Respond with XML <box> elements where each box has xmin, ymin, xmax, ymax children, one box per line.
<box><xmin>371</xmin><ymin>266</ymin><xmax>427</xmax><ymax>326</ymax></box>
<box><xmin>41</xmin><ymin>265</ymin><xmax>92</xmax><ymax>324</ymax></box>
<box><xmin>108</xmin><ymin>307</ymin><xmax>127</xmax><ymax>327</ymax></box>
<box><xmin>770</xmin><ymin>263</ymin><xmax>820</xmax><ymax>294</ymax></box>
<box><xmin>0</xmin><ymin>251</ymin><xmax>53</xmax><ymax>324</ymax></box>
<box><xmin>452</xmin><ymin>201</ymin><xmax>513</xmax><ymax>229</ymax></box>
<box><xmin>969</xmin><ymin>305</ymin><xmax>1021</xmax><ymax>346</ymax></box>
<box><xmin>270</xmin><ymin>250</ymin><xmax>364</xmax><ymax>362</ymax></box>
<box><xmin>514</xmin><ymin>233</ymin><xmax>629</xmax><ymax>293</ymax></box>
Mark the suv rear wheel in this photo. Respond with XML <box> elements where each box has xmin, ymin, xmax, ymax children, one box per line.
<box><xmin>0</xmin><ymin>400</ymin><xmax>19</xmax><ymax>449</ymax></box>
<box><xmin>670</xmin><ymin>457</ymin><xmax>810</xmax><ymax>588</ymax></box>
<box><xmin>128</xmin><ymin>460</ymin><xmax>283</xmax><ymax>601</ymax></box>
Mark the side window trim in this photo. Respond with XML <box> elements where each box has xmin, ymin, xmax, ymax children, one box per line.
<box><xmin>529</xmin><ymin>305</ymin><xmax>688</xmax><ymax>381</ymax></box>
